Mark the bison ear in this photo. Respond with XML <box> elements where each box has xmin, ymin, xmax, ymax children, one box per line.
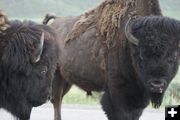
<box><xmin>31</xmin><ymin>32</ymin><xmax>44</xmax><ymax>63</ymax></box>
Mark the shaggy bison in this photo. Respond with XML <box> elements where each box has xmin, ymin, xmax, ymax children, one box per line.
<box><xmin>0</xmin><ymin>12</ymin><xmax>60</xmax><ymax>120</ymax></box>
<box><xmin>43</xmin><ymin>0</ymin><xmax>180</xmax><ymax>120</ymax></box>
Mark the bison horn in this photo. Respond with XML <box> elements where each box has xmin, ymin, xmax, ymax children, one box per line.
<box><xmin>31</xmin><ymin>32</ymin><xmax>45</xmax><ymax>63</ymax></box>
<box><xmin>125</xmin><ymin>18</ymin><xmax>139</xmax><ymax>45</ymax></box>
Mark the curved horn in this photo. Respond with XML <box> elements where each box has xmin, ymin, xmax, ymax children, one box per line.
<box><xmin>43</xmin><ymin>13</ymin><xmax>56</xmax><ymax>25</ymax></box>
<box><xmin>125</xmin><ymin>18</ymin><xmax>139</xmax><ymax>45</ymax></box>
<box><xmin>31</xmin><ymin>32</ymin><xmax>44</xmax><ymax>63</ymax></box>
<box><xmin>0</xmin><ymin>10</ymin><xmax>10</xmax><ymax>31</ymax></box>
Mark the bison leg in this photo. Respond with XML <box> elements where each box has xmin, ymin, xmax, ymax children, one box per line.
<box><xmin>101</xmin><ymin>88</ymin><xmax>144</xmax><ymax>120</ymax></box>
<box><xmin>51</xmin><ymin>69</ymin><xmax>72</xmax><ymax>120</ymax></box>
<box><xmin>101</xmin><ymin>90</ymin><xmax>117</xmax><ymax>120</ymax></box>
<box><xmin>132</xmin><ymin>109</ymin><xmax>143</xmax><ymax>120</ymax></box>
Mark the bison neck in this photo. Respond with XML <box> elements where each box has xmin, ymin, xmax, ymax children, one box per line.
<box><xmin>108</xmin><ymin>44</ymin><xmax>141</xmax><ymax>85</ymax></box>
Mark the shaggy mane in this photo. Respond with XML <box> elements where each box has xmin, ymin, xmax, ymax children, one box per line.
<box><xmin>65</xmin><ymin>0</ymin><xmax>133</xmax><ymax>43</ymax></box>
<box><xmin>65</xmin><ymin>0</ymin><xmax>161</xmax><ymax>44</ymax></box>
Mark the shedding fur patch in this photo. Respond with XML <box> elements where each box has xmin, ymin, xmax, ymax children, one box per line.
<box><xmin>65</xmin><ymin>0</ymin><xmax>137</xmax><ymax>44</ymax></box>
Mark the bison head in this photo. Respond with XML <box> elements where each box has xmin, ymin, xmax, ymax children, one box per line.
<box><xmin>125</xmin><ymin>16</ymin><xmax>180</xmax><ymax>108</ymax></box>
<box><xmin>0</xmin><ymin>20</ymin><xmax>59</xmax><ymax>111</ymax></box>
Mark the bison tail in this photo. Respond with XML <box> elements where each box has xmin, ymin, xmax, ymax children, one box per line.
<box><xmin>42</xmin><ymin>13</ymin><xmax>57</xmax><ymax>25</ymax></box>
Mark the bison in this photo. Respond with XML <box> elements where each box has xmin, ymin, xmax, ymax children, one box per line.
<box><xmin>43</xmin><ymin>0</ymin><xmax>180</xmax><ymax>120</ymax></box>
<box><xmin>0</xmin><ymin>12</ymin><xmax>60</xmax><ymax>120</ymax></box>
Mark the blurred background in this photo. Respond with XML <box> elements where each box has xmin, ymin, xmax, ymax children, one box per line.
<box><xmin>0</xmin><ymin>0</ymin><xmax>180</xmax><ymax>21</ymax></box>
<box><xmin>0</xmin><ymin>0</ymin><xmax>180</xmax><ymax>107</ymax></box>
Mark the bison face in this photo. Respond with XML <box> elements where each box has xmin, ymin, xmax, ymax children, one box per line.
<box><xmin>125</xmin><ymin>16</ymin><xmax>180</xmax><ymax>108</ymax></box>
<box><xmin>0</xmin><ymin>21</ymin><xmax>59</xmax><ymax>107</ymax></box>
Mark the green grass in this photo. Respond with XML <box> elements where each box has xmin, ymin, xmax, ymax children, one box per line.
<box><xmin>63</xmin><ymin>86</ymin><xmax>102</xmax><ymax>105</ymax></box>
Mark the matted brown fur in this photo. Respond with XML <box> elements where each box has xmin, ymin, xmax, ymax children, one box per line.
<box><xmin>65</xmin><ymin>0</ymin><xmax>137</xmax><ymax>43</ymax></box>
<box><xmin>65</xmin><ymin>0</ymin><xmax>162</xmax><ymax>45</ymax></box>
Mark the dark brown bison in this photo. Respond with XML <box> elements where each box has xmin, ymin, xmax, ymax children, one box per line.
<box><xmin>43</xmin><ymin>0</ymin><xmax>180</xmax><ymax>120</ymax></box>
<box><xmin>0</xmin><ymin>12</ymin><xmax>60</xmax><ymax>120</ymax></box>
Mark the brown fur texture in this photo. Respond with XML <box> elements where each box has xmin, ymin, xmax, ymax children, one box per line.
<box><xmin>65</xmin><ymin>0</ymin><xmax>161</xmax><ymax>44</ymax></box>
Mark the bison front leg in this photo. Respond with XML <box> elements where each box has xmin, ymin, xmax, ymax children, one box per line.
<box><xmin>51</xmin><ymin>70</ymin><xmax>72</xmax><ymax>120</ymax></box>
<box><xmin>101</xmin><ymin>87</ymin><xmax>145</xmax><ymax>120</ymax></box>
<box><xmin>101</xmin><ymin>90</ymin><xmax>117</xmax><ymax>120</ymax></box>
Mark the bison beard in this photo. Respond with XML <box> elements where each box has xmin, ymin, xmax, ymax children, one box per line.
<box><xmin>0</xmin><ymin>20</ymin><xmax>59</xmax><ymax>120</ymax></box>
<box><xmin>150</xmin><ymin>93</ymin><xmax>163</xmax><ymax>108</ymax></box>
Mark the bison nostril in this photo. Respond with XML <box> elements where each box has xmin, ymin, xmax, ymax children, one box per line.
<box><xmin>147</xmin><ymin>79</ymin><xmax>167</xmax><ymax>93</ymax></box>
<box><xmin>150</xmin><ymin>80</ymin><xmax>167</xmax><ymax>88</ymax></box>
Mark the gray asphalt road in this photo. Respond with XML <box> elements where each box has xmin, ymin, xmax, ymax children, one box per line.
<box><xmin>0</xmin><ymin>103</ymin><xmax>165</xmax><ymax>120</ymax></box>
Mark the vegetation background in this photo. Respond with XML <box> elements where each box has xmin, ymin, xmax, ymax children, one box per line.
<box><xmin>0</xmin><ymin>0</ymin><xmax>180</xmax><ymax>20</ymax></box>
<box><xmin>0</xmin><ymin>0</ymin><xmax>180</xmax><ymax>107</ymax></box>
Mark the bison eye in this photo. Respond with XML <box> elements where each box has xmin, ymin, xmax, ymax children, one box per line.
<box><xmin>41</xmin><ymin>66</ymin><xmax>47</xmax><ymax>75</ymax></box>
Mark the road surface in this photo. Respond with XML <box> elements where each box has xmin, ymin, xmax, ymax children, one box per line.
<box><xmin>0</xmin><ymin>103</ymin><xmax>165</xmax><ymax>120</ymax></box>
